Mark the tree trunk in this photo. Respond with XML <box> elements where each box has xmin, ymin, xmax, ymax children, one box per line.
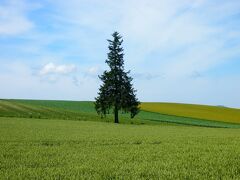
<box><xmin>114</xmin><ymin>107</ymin><xmax>119</xmax><ymax>123</ymax></box>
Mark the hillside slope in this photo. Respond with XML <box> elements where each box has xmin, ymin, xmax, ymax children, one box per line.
<box><xmin>141</xmin><ymin>103</ymin><xmax>240</xmax><ymax>124</ymax></box>
<box><xmin>0</xmin><ymin>99</ymin><xmax>99</xmax><ymax>121</ymax></box>
<box><xmin>0</xmin><ymin>99</ymin><xmax>240</xmax><ymax>128</ymax></box>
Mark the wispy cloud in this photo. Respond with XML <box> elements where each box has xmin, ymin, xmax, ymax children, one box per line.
<box><xmin>133</xmin><ymin>73</ymin><xmax>162</xmax><ymax>80</ymax></box>
<box><xmin>49</xmin><ymin>0</ymin><xmax>240</xmax><ymax>76</ymax></box>
<box><xmin>0</xmin><ymin>0</ymin><xmax>39</xmax><ymax>36</ymax></box>
<box><xmin>190</xmin><ymin>71</ymin><xmax>203</xmax><ymax>79</ymax></box>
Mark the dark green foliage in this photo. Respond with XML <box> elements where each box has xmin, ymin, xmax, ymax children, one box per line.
<box><xmin>95</xmin><ymin>32</ymin><xmax>140</xmax><ymax>123</ymax></box>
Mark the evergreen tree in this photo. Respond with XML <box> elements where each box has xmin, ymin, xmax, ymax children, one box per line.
<box><xmin>95</xmin><ymin>32</ymin><xmax>140</xmax><ymax>123</ymax></box>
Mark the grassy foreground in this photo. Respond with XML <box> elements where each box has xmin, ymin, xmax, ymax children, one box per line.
<box><xmin>1</xmin><ymin>117</ymin><xmax>240</xmax><ymax>179</ymax></box>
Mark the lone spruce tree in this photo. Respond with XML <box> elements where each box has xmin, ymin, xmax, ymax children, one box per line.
<box><xmin>95</xmin><ymin>32</ymin><xmax>140</xmax><ymax>123</ymax></box>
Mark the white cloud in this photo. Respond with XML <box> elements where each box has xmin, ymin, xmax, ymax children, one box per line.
<box><xmin>0</xmin><ymin>61</ymin><xmax>100</xmax><ymax>100</ymax></box>
<box><xmin>0</xmin><ymin>65</ymin><xmax>97</xmax><ymax>101</ymax></box>
<box><xmin>39</xmin><ymin>62</ymin><xmax>77</xmax><ymax>76</ymax></box>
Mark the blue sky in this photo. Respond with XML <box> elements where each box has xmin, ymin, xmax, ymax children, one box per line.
<box><xmin>0</xmin><ymin>0</ymin><xmax>240</xmax><ymax>107</ymax></box>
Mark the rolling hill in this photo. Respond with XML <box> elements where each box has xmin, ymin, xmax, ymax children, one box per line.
<box><xmin>141</xmin><ymin>102</ymin><xmax>240</xmax><ymax>124</ymax></box>
<box><xmin>0</xmin><ymin>99</ymin><xmax>240</xmax><ymax>128</ymax></box>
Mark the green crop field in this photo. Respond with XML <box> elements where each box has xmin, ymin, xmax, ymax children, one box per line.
<box><xmin>1</xmin><ymin>99</ymin><xmax>240</xmax><ymax>128</ymax></box>
<box><xmin>1</xmin><ymin>117</ymin><xmax>240</xmax><ymax>179</ymax></box>
<box><xmin>1</xmin><ymin>99</ymin><xmax>240</xmax><ymax>179</ymax></box>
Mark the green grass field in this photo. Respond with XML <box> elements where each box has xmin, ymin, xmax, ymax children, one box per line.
<box><xmin>1</xmin><ymin>99</ymin><xmax>240</xmax><ymax>128</ymax></box>
<box><xmin>1</xmin><ymin>117</ymin><xmax>240</xmax><ymax>179</ymax></box>
<box><xmin>1</xmin><ymin>99</ymin><xmax>240</xmax><ymax>179</ymax></box>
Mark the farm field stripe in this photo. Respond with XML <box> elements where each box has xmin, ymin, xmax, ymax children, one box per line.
<box><xmin>141</xmin><ymin>102</ymin><xmax>240</xmax><ymax>124</ymax></box>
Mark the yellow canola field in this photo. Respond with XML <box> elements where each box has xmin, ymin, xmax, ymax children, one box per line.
<box><xmin>141</xmin><ymin>103</ymin><xmax>240</xmax><ymax>124</ymax></box>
